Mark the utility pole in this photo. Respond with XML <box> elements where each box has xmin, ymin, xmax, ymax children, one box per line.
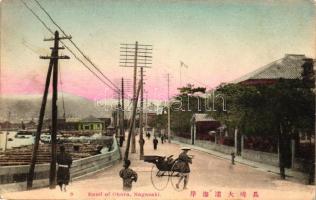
<box><xmin>121</xmin><ymin>78</ymin><xmax>125</xmax><ymax>140</ymax></box>
<box><xmin>4</xmin><ymin>112</ymin><xmax>11</xmax><ymax>152</ymax></box>
<box><xmin>120</xmin><ymin>42</ymin><xmax>152</xmax><ymax>155</ymax></box>
<box><xmin>179</xmin><ymin>61</ymin><xmax>188</xmax><ymax>87</ymax></box>
<box><xmin>124</xmin><ymin>80</ymin><xmax>142</xmax><ymax>161</ymax></box>
<box><xmin>27</xmin><ymin>31</ymin><xmax>70</xmax><ymax>189</ymax></box>
<box><xmin>27</xmin><ymin>45</ymin><xmax>54</xmax><ymax>190</ymax></box>
<box><xmin>51</xmin><ymin>31</ymin><xmax>59</xmax><ymax>189</ymax></box>
<box><xmin>139</xmin><ymin>66</ymin><xmax>144</xmax><ymax>158</ymax></box>
<box><xmin>145</xmin><ymin>93</ymin><xmax>148</xmax><ymax>132</ymax></box>
<box><xmin>132</xmin><ymin>41</ymin><xmax>138</xmax><ymax>154</ymax></box>
<box><xmin>139</xmin><ymin>48</ymin><xmax>150</xmax><ymax>158</ymax></box>
<box><xmin>120</xmin><ymin>78</ymin><xmax>132</xmax><ymax>142</ymax></box>
<box><xmin>116</xmin><ymin>90</ymin><xmax>121</xmax><ymax>137</ymax></box>
<box><xmin>167</xmin><ymin>73</ymin><xmax>171</xmax><ymax>143</ymax></box>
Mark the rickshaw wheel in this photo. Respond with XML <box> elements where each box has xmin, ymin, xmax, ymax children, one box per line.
<box><xmin>151</xmin><ymin>165</ymin><xmax>169</xmax><ymax>191</ymax></box>
<box><xmin>170</xmin><ymin>161</ymin><xmax>185</xmax><ymax>191</ymax></box>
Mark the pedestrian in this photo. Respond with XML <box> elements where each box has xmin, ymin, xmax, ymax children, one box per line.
<box><xmin>57</xmin><ymin>145</ymin><xmax>73</xmax><ymax>192</ymax></box>
<box><xmin>119</xmin><ymin>135</ymin><xmax>124</xmax><ymax>147</ymax></box>
<box><xmin>174</xmin><ymin>147</ymin><xmax>193</xmax><ymax>190</ymax></box>
<box><xmin>119</xmin><ymin>159</ymin><xmax>138</xmax><ymax>191</ymax></box>
<box><xmin>161</xmin><ymin>135</ymin><xmax>164</xmax><ymax>144</ymax></box>
<box><xmin>146</xmin><ymin>132</ymin><xmax>150</xmax><ymax>140</ymax></box>
<box><xmin>139</xmin><ymin>137</ymin><xmax>145</xmax><ymax>146</ymax></box>
<box><xmin>153</xmin><ymin>136</ymin><xmax>158</xmax><ymax>150</ymax></box>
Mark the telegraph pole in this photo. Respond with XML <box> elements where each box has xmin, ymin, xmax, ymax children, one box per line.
<box><xmin>124</xmin><ymin>80</ymin><xmax>142</xmax><ymax>161</ymax></box>
<box><xmin>132</xmin><ymin>42</ymin><xmax>138</xmax><ymax>153</ymax></box>
<box><xmin>139</xmin><ymin>48</ymin><xmax>150</xmax><ymax>158</ymax></box>
<box><xmin>120</xmin><ymin>42</ymin><xmax>152</xmax><ymax>155</ymax></box>
<box><xmin>139</xmin><ymin>66</ymin><xmax>144</xmax><ymax>158</ymax></box>
<box><xmin>27</xmin><ymin>31</ymin><xmax>70</xmax><ymax>189</ymax></box>
<box><xmin>167</xmin><ymin>73</ymin><xmax>171</xmax><ymax>143</ymax></box>
<box><xmin>121</xmin><ymin>78</ymin><xmax>125</xmax><ymax>140</ymax></box>
<box><xmin>116</xmin><ymin>90</ymin><xmax>121</xmax><ymax>137</ymax></box>
<box><xmin>51</xmin><ymin>32</ymin><xmax>59</xmax><ymax>189</ymax></box>
<box><xmin>4</xmin><ymin>112</ymin><xmax>11</xmax><ymax>152</ymax></box>
<box><xmin>27</xmin><ymin>45</ymin><xmax>54</xmax><ymax>190</ymax></box>
<box><xmin>179</xmin><ymin>61</ymin><xmax>188</xmax><ymax>87</ymax></box>
<box><xmin>120</xmin><ymin>78</ymin><xmax>132</xmax><ymax>142</ymax></box>
<box><xmin>145</xmin><ymin>93</ymin><xmax>148</xmax><ymax>132</ymax></box>
<box><xmin>46</xmin><ymin>31</ymin><xmax>70</xmax><ymax>189</ymax></box>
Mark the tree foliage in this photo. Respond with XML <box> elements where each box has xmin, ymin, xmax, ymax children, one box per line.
<box><xmin>148</xmin><ymin>84</ymin><xmax>207</xmax><ymax>135</ymax></box>
<box><xmin>210</xmin><ymin>79</ymin><xmax>315</xmax><ymax>138</ymax></box>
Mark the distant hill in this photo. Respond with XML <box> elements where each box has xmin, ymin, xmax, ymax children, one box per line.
<box><xmin>0</xmin><ymin>93</ymin><xmax>114</xmax><ymax>122</ymax></box>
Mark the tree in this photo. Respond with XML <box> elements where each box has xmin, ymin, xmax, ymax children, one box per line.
<box><xmin>302</xmin><ymin>58</ymin><xmax>315</xmax><ymax>88</ymax></box>
<box><xmin>148</xmin><ymin>113</ymin><xmax>167</xmax><ymax>130</ymax></box>
<box><xmin>210</xmin><ymin>79</ymin><xmax>315</xmax><ymax>179</ymax></box>
<box><xmin>168</xmin><ymin>84</ymin><xmax>207</xmax><ymax>136</ymax></box>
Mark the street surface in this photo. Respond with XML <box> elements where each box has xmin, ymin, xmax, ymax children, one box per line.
<box><xmin>3</xmin><ymin>134</ymin><xmax>315</xmax><ymax>200</ymax></box>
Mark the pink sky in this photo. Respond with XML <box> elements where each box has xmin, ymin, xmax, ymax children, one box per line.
<box><xmin>1</xmin><ymin>1</ymin><xmax>315</xmax><ymax>100</ymax></box>
<box><xmin>1</xmin><ymin>61</ymin><xmax>248</xmax><ymax>100</ymax></box>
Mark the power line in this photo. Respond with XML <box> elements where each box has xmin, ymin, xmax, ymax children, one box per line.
<box><xmin>33</xmin><ymin>0</ymin><xmax>119</xmax><ymax>91</ymax></box>
<box><xmin>62</xmin><ymin>41</ymin><xmax>119</xmax><ymax>92</ymax></box>
<box><xmin>21</xmin><ymin>0</ymin><xmax>54</xmax><ymax>34</ymax></box>
<box><xmin>21</xmin><ymin>0</ymin><xmax>118</xmax><ymax>93</ymax></box>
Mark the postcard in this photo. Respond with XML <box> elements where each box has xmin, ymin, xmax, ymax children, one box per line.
<box><xmin>0</xmin><ymin>0</ymin><xmax>315</xmax><ymax>200</ymax></box>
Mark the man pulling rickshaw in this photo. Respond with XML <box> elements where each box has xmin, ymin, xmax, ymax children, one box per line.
<box><xmin>144</xmin><ymin>146</ymin><xmax>193</xmax><ymax>191</ymax></box>
<box><xmin>172</xmin><ymin>147</ymin><xmax>192</xmax><ymax>190</ymax></box>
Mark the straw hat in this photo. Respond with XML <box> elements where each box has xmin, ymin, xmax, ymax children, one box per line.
<box><xmin>180</xmin><ymin>147</ymin><xmax>191</xmax><ymax>151</ymax></box>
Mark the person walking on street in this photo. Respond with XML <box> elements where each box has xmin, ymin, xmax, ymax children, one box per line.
<box><xmin>119</xmin><ymin>160</ymin><xmax>138</xmax><ymax>191</ymax></box>
<box><xmin>146</xmin><ymin>132</ymin><xmax>151</xmax><ymax>140</ymax></box>
<box><xmin>57</xmin><ymin>145</ymin><xmax>73</xmax><ymax>192</ymax></box>
<box><xmin>161</xmin><ymin>135</ymin><xmax>164</xmax><ymax>144</ymax></box>
<box><xmin>119</xmin><ymin>135</ymin><xmax>124</xmax><ymax>147</ymax></box>
<box><xmin>174</xmin><ymin>147</ymin><xmax>193</xmax><ymax>190</ymax></box>
<box><xmin>153</xmin><ymin>136</ymin><xmax>158</xmax><ymax>150</ymax></box>
<box><xmin>139</xmin><ymin>137</ymin><xmax>145</xmax><ymax>147</ymax></box>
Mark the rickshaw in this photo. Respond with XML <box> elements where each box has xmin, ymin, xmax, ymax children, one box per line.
<box><xmin>144</xmin><ymin>155</ymin><xmax>191</xmax><ymax>191</ymax></box>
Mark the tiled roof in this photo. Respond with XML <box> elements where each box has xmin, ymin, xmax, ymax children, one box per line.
<box><xmin>80</xmin><ymin>115</ymin><xmax>102</xmax><ymax>123</ymax></box>
<box><xmin>191</xmin><ymin>113</ymin><xmax>216</xmax><ymax>122</ymax></box>
<box><xmin>66</xmin><ymin>118</ymin><xmax>81</xmax><ymax>122</ymax></box>
<box><xmin>233</xmin><ymin>54</ymin><xmax>309</xmax><ymax>83</ymax></box>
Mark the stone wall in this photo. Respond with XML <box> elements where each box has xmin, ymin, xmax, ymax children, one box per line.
<box><xmin>172</xmin><ymin>136</ymin><xmax>235</xmax><ymax>155</ymax></box>
<box><xmin>172</xmin><ymin>136</ymin><xmax>279</xmax><ymax>166</ymax></box>
<box><xmin>173</xmin><ymin>136</ymin><xmax>313</xmax><ymax>177</ymax></box>
<box><xmin>0</xmin><ymin>136</ymin><xmax>121</xmax><ymax>189</ymax></box>
<box><xmin>173</xmin><ymin>136</ymin><xmax>191</xmax><ymax>144</ymax></box>
<box><xmin>241</xmin><ymin>149</ymin><xmax>279</xmax><ymax>166</ymax></box>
